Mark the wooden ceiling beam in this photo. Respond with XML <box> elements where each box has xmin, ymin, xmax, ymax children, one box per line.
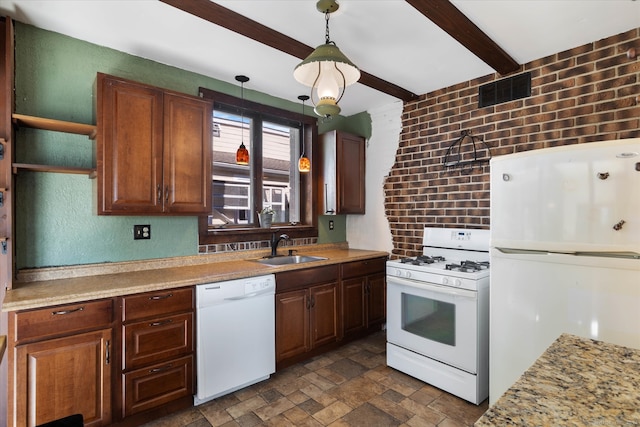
<box><xmin>160</xmin><ymin>0</ymin><xmax>418</xmax><ymax>102</ymax></box>
<box><xmin>406</xmin><ymin>0</ymin><xmax>520</xmax><ymax>76</ymax></box>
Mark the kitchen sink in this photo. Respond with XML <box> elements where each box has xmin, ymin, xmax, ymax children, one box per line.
<box><xmin>255</xmin><ymin>255</ymin><xmax>328</xmax><ymax>266</ymax></box>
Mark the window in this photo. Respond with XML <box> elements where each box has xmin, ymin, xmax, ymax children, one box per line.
<box><xmin>198</xmin><ymin>87</ymin><xmax>317</xmax><ymax>244</ymax></box>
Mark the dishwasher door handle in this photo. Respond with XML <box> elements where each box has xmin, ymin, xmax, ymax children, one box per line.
<box><xmin>224</xmin><ymin>292</ymin><xmax>261</xmax><ymax>301</ymax></box>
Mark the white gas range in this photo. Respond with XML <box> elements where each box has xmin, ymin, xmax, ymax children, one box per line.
<box><xmin>386</xmin><ymin>227</ymin><xmax>490</xmax><ymax>405</ymax></box>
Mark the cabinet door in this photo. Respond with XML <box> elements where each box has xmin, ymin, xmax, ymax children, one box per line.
<box><xmin>367</xmin><ymin>273</ymin><xmax>386</xmax><ymax>326</ymax></box>
<box><xmin>163</xmin><ymin>93</ymin><xmax>212</xmax><ymax>214</ymax></box>
<box><xmin>342</xmin><ymin>277</ymin><xmax>366</xmax><ymax>336</ymax></box>
<box><xmin>98</xmin><ymin>74</ymin><xmax>164</xmax><ymax>214</ymax></box>
<box><xmin>14</xmin><ymin>329</ymin><xmax>112</xmax><ymax>427</ymax></box>
<box><xmin>336</xmin><ymin>132</ymin><xmax>365</xmax><ymax>214</ymax></box>
<box><xmin>310</xmin><ymin>283</ymin><xmax>338</xmax><ymax>348</ymax></box>
<box><xmin>275</xmin><ymin>289</ymin><xmax>309</xmax><ymax>362</ymax></box>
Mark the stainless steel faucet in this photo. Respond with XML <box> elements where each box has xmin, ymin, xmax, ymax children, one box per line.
<box><xmin>270</xmin><ymin>233</ymin><xmax>290</xmax><ymax>257</ymax></box>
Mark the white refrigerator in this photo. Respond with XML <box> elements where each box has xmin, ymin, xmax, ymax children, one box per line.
<box><xmin>488</xmin><ymin>138</ymin><xmax>640</xmax><ymax>405</ymax></box>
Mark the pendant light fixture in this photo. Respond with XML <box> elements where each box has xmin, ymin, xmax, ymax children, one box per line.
<box><xmin>297</xmin><ymin>95</ymin><xmax>311</xmax><ymax>173</ymax></box>
<box><xmin>235</xmin><ymin>75</ymin><xmax>250</xmax><ymax>165</ymax></box>
<box><xmin>293</xmin><ymin>0</ymin><xmax>360</xmax><ymax>118</ymax></box>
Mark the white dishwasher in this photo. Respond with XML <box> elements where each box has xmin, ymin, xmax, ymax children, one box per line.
<box><xmin>195</xmin><ymin>274</ymin><xmax>275</xmax><ymax>405</ymax></box>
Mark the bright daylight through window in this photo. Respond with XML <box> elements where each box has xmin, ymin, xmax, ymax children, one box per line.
<box><xmin>208</xmin><ymin>109</ymin><xmax>303</xmax><ymax>229</ymax></box>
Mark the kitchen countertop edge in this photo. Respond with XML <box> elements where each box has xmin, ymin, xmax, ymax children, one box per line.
<box><xmin>475</xmin><ymin>333</ymin><xmax>640</xmax><ymax>426</ymax></box>
<box><xmin>3</xmin><ymin>247</ymin><xmax>389</xmax><ymax>312</ymax></box>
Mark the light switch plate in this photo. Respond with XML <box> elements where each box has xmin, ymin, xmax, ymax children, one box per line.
<box><xmin>134</xmin><ymin>224</ymin><xmax>151</xmax><ymax>240</ymax></box>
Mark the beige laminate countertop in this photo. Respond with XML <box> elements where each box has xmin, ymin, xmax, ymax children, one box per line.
<box><xmin>475</xmin><ymin>333</ymin><xmax>640</xmax><ymax>426</ymax></box>
<box><xmin>2</xmin><ymin>245</ymin><xmax>388</xmax><ymax>312</ymax></box>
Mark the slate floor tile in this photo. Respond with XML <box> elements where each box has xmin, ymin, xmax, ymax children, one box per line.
<box><xmin>141</xmin><ymin>332</ymin><xmax>488</xmax><ymax>427</ymax></box>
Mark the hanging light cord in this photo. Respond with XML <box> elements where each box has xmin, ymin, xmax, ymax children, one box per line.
<box><xmin>324</xmin><ymin>11</ymin><xmax>331</xmax><ymax>44</ymax></box>
<box><xmin>300</xmin><ymin>99</ymin><xmax>306</xmax><ymax>157</ymax></box>
<box><xmin>240</xmin><ymin>81</ymin><xmax>245</xmax><ymax>143</ymax></box>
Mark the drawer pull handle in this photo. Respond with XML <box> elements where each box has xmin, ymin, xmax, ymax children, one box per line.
<box><xmin>149</xmin><ymin>319</ymin><xmax>173</xmax><ymax>327</ymax></box>
<box><xmin>150</xmin><ymin>363</ymin><xmax>173</xmax><ymax>373</ymax></box>
<box><xmin>52</xmin><ymin>306</ymin><xmax>84</xmax><ymax>315</ymax></box>
<box><xmin>149</xmin><ymin>293</ymin><xmax>173</xmax><ymax>300</ymax></box>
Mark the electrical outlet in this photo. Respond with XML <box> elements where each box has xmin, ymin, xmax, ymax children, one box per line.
<box><xmin>134</xmin><ymin>224</ymin><xmax>151</xmax><ymax>240</ymax></box>
<box><xmin>329</xmin><ymin>220</ymin><xmax>334</xmax><ymax>230</ymax></box>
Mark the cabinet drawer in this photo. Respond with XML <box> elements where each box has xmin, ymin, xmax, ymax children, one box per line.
<box><xmin>122</xmin><ymin>354</ymin><xmax>194</xmax><ymax>417</ymax></box>
<box><xmin>123</xmin><ymin>312</ymin><xmax>193</xmax><ymax>370</ymax></box>
<box><xmin>14</xmin><ymin>299</ymin><xmax>113</xmax><ymax>343</ymax></box>
<box><xmin>276</xmin><ymin>265</ymin><xmax>338</xmax><ymax>292</ymax></box>
<box><xmin>122</xmin><ymin>287</ymin><xmax>193</xmax><ymax>322</ymax></box>
<box><xmin>341</xmin><ymin>257</ymin><xmax>386</xmax><ymax>279</ymax></box>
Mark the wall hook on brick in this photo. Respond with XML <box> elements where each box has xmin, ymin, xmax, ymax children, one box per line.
<box><xmin>627</xmin><ymin>47</ymin><xmax>637</xmax><ymax>60</ymax></box>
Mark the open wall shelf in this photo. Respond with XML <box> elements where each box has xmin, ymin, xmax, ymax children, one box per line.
<box><xmin>12</xmin><ymin>113</ymin><xmax>97</xmax><ymax>139</ymax></box>
<box><xmin>12</xmin><ymin>163</ymin><xmax>96</xmax><ymax>178</ymax></box>
<box><xmin>11</xmin><ymin>113</ymin><xmax>97</xmax><ymax>178</ymax></box>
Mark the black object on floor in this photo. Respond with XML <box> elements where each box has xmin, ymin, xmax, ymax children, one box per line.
<box><xmin>36</xmin><ymin>414</ymin><xmax>84</xmax><ymax>427</ymax></box>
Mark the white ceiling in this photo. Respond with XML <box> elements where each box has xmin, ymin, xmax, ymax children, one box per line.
<box><xmin>0</xmin><ymin>0</ymin><xmax>639</xmax><ymax>116</ymax></box>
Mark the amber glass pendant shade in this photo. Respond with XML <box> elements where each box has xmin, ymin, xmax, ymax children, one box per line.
<box><xmin>298</xmin><ymin>155</ymin><xmax>310</xmax><ymax>173</ymax></box>
<box><xmin>236</xmin><ymin>142</ymin><xmax>249</xmax><ymax>165</ymax></box>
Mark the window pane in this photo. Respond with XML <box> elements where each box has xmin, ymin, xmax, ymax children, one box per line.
<box><xmin>263</xmin><ymin>121</ymin><xmax>299</xmax><ymax>224</ymax></box>
<box><xmin>210</xmin><ymin>111</ymin><xmax>252</xmax><ymax>226</ymax></box>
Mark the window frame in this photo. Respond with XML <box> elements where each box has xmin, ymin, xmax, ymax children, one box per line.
<box><xmin>198</xmin><ymin>87</ymin><xmax>318</xmax><ymax>244</ymax></box>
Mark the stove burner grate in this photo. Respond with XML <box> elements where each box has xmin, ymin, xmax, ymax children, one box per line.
<box><xmin>445</xmin><ymin>260</ymin><xmax>490</xmax><ymax>273</ymax></box>
<box><xmin>400</xmin><ymin>255</ymin><xmax>446</xmax><ymax>265</ymax></box>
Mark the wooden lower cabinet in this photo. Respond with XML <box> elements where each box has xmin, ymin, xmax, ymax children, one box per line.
<box><xmin>341</xmin><ymin>257</ymin><xmax>387</xmax><ymax>339</ymax></box>
<box><xmin>115</xmin><ymin>287</ymin><xmax>195</xmax><ymax>424</ymax></box>
<box><xmin>275</xmin><ymin>266</ymin><xmax>339</xmax><ymax>368</ymax></box>
<box><xmin>122</xmin><ymin>354</ymin><xmax>193</xmax><ymax>416</ymax></box>
<box><xmin>9</xmin><ymin>299</ymin><xmax>114</xmax><ymax>427</ymax></box>
<box><xmin>14</xmin><ymin>330</ymin><xmax>112</xmax><ymax>427</ymax></box>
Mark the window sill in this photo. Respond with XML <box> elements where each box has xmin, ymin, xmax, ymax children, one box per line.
<box><xmin>199</xmin><ymin>224</ymin><xmax>318</xmax><ymax>245</ymax></box>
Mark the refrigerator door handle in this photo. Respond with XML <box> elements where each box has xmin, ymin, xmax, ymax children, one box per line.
<box><xmin>495</xmin><ymin>248</ymin><xmax>552</xmax><ymax>255</ymax></box>
<box><xmin>496</xmin><ymin>247</ymin><xmax>640</xmax><ymax>259</ymax></box>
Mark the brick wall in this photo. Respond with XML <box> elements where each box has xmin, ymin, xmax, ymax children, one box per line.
<box><xmin>384</xmin><ymin>28</ymin><xmax>640</xmax><ymax>259</ymax></box>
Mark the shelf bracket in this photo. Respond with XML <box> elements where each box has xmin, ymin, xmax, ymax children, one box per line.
<box><xmin>0</xmin><ymin>138</ymin><xmax>5</xmax><ymax>160</ymax></box>
<box><xmin>1</xmin><ymin>240</ymin><xmax>7</xmax><ymax>255</ymax></box>
<box><xmin>0</xmin><ymin>190</ymin><xmax>3</xmax><ymax>207</ymax></box>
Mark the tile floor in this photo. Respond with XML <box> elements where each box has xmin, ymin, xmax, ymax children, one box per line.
<box><xmin>143</xmin><ymin>332</ymin><xmax>488</xmax><ymax>426</ymax></box>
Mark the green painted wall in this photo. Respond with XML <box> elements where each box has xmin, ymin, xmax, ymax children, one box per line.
<box><xmin>14</xmin><ymin>23</ymin><xmax>356</xmax><ymax>269</ymax></box>
<box><xmin>316</xmin><ymin>215</ymin><xmax>347</xmax><ymax>244</ymax></box>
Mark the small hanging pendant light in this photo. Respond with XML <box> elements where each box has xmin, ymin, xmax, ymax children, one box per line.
<box><xmin>298</xmin><ymin>95</ymin><xmax>311</xmax><ymax>173</ymax></box>
<box><xmin>235</xmin><ymin>75</ymin><xmax>250</xmax><ymax>165</ymax></box>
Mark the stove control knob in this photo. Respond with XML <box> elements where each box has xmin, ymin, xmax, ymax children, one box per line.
<box><xmin>442</xmin><ymin>277</ymin><xmax>449</xmax><ymax>285</ymax></box>
<box><xmin>405</xmin><ymin>271</ymin><xmax>412</xmax><ymax>279</ymax></box>
<box><xmin>395</xmin><ymin>269</ymin><xmax>402</xmax><ymax>277</ymax></box>
<box><xmin>454</xmin><ymin>279</ymin><xmax>462</xmax><ymax>287</ymax></box>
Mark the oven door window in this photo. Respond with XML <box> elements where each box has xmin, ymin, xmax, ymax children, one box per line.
<box><xmin>401</xmin><ymin>292</ymin><xmax>455</xmax><ymax>346</ymax></box>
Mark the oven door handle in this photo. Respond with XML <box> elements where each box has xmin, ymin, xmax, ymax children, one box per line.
<box><xmin>387</xmin><ymin>276</ymin><xmax>477</xmax><ymax>299</ymax></box>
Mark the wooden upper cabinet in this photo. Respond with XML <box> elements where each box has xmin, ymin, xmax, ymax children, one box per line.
<box><xmin>163</xmin><ymin>92</ymin><xmax>212</xmax><ymax>213</ymax></box>
<box><xmin>320</xmin><ymin>130</ymin><xmax>365</xmax><ymax>215</ymax></box>
<box><xmin>97</xmin><ymin>73</ymin><xmax>212</xmax><ymax>215</ymax></box>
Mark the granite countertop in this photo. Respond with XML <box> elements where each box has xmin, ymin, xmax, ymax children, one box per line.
<box><xmin>475</xmin><ymin>333</ymin><xmax>640</xmax><ymax>427</ymax></box>
<box><xmin>2</xmin><ymin>244</ymin><xmax>388</xmax><ymax>312</ymax></box>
